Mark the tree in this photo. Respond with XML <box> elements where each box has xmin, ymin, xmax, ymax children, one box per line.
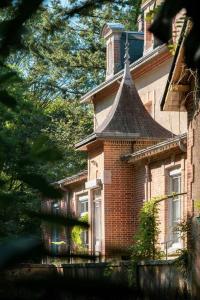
<box><xmin>8</xmin><ymin>0</ymin><xmax>142</xmax><ymax>101</ymax></box>
<box><xmin>41</xmin><ymin>98</ymin><xmax>93</xmax><ymax>181</ymax></box>
<box><xmin>0</xmin><ymin>0</ymin><xmax>143</xmax><ymax>298</ymax></box>
<box><xmin>0</xmin><ymin>0</ymin><xmax>142</xmax><ymax>266</ymax></box>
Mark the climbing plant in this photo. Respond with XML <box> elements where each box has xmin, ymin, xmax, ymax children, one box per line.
<box><xmin>129</xmin><ymin>196</ymin><xmax>164</xmax><ymax>285</ymax></box>
<box><xmin>71</xmin><ymin>212</ymin><xmax>89</xmax><ymax>251</ymax></box>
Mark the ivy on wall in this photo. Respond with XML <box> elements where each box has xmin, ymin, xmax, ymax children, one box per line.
<box><xmin>129</xmin><ymin>196</ymin><xmax>164</xmax><ymax>285</ymax></box>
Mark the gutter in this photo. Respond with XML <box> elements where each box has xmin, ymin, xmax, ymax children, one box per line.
<box><xmin>122</xmin><ymin>133</ymin><xmax>187</xmax><ymax>162</ymax></box>
<box><xmin>75</xmin><ymin>131</ymin><xmax>173</xmax><ymax>150</ymax></box>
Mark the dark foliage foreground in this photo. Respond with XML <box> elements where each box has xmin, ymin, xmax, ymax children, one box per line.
<box><xmin>0</xmin><ymin>1</ymin><xmax>139</xmax><ymax>299</ymax></box>
<box><xmin>150</xmin><ymin>0</ymin><xmax>200</xmax><ymax>74</ymax></box>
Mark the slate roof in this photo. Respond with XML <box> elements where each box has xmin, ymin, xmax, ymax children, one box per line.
<box><xmin>76</xmin><ymin>39</ymin><xmax>173</xmax><ymax>149</ymax></box>
<box><xmin>95</xmin><ymin>39</ymin><xmax>173</xmax><ymax>140</ymax></box>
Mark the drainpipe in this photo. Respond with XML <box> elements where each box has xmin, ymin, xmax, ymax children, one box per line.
<box><xmin>145</xmin><ymin>164</ymin><xmax>148</xmax><ymax>201</ymax></box>
<box><xmin>145</xmin><ymin>163</ymin><xmax>151</xmax><ymax>201</ymax></box>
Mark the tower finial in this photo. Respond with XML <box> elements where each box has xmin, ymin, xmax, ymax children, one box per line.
<box><xmin>124</xmin><ymin>32</ymin><xmax>131</xmax><ymax>79</ymax></box>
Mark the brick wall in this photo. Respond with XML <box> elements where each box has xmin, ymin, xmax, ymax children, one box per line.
<box><xmin>133</xmin><ymin>152</ymin><xmax>187</xmax><ymax>251</ymax></box>
<box><xmin>185</xmin><ymin>88</ymin><xmax>196</xmax><ymax>216</ymax></box>
<box><xmin>103</xmin><ymin>140</ymin><xmax>135</xmax><ymax>256</ymax></box>
<box><xmin>106</xmin><ymin>33</ymin><xmax>122</xmax><ymax>79</ymax></box>
<box><xmin>102</xmin><ymin>140</ymin><xmax>154</xmax><ymax>256</ymax></box>
<box><xmin>187</xmin><ymin>108</ymin><xmax>200</xmax><ymax>216</ymax></box>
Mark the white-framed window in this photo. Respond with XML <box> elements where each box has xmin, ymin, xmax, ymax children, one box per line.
<box><xmin>168</xmin><ymin>168</ymin><xmax>182</xmax><ymax>250</ymax></box>
<box><xmin>78</xmin><ymin>194</ymin><xmax>88</xmax><ymax>217</ymax></box>
<box><xmin>93</xmin><ymin>189</ymin><xmax>102</xmax><ymax>254</ymax></box>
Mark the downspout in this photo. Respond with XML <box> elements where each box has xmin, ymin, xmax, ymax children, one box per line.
<box><xmin>145</xmin><ymin>163</ymin><xmax>151</xmax><ymax>201</ymax></box>
<box><xmin>145</xmin><ymin>164</ymin><xmax>149</xmax><ymax>201</ymax></box>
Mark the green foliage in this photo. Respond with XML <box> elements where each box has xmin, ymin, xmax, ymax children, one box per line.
<box><xmin>174</xmin><ymin>218</ymin><xmax>191</xmax><ymax>242</ymax></box>
<box><xmin>174</xmin><ymin>248</ymin><xmax>190</xmax><ymax>279</ymax></box>
<box><xmin>0</xmin><ymin>0</ymin><xmax>142</xmax><ymax>245</ymax></box>
<box><xmin>131</xmin><ymin>197</ymin><xmax>162</xmax><ymax>259</ymax></box>
<box><xmin>29</xmin><ymin>211</ymin><xmax>89</xmax><ymax>229</ymax></box>
<box><xmin>0</xmin><ymin>0</ymin><xmax>141</xmax><ymax>245</ymax></box>
<box><xmin>167</xmin><ymin>43</ymin><xmax>178</xmax><ymax>55</ymax></box>
<box><xmin>129</xmin><ymin>196</ymin><xmax>163</xmax><ymax>285</ymax></box>
<box><xmin>194</xmin><ymin>199</ymin><xmax>200</xmax><ymax>214</ymax></box>
<box><xmin>145</xmin><ymin>5</ymin><xmax>162</xmax><ymax>22</ymax></box>
<box><xmin>8</xmin><ymin>0</ymin><xmax>142</xmax><ymax>101</ymax></box>
<box><xmin>71</xmin><ymin>212</ymin><xmax>88</xmax><ymax>251</ymax></box>
<box><xmin>42</xmin><ymin>98</ymin><xmax>93</xmax><ymax>180</ymax></box>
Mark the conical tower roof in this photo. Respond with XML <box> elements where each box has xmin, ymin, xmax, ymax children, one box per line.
<box><xmin>95</xmin><ymin>35</ymin><xmax>173</xmax><ymax>140</ymax></box>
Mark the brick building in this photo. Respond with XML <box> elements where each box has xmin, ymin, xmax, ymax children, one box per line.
<box><xmin>47</xmin><ymin>0</ymin><xmax>192</xmax><ymax>259</ymax></box>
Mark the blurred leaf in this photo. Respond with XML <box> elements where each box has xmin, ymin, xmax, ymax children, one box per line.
<box><xmin>0</xmin><ymin>71</ymin><xmax>19</xmax><ymax>84</ymax></box>
<box><xmin>0</xmin><ymin>90</ymin><xmax>17</xmax><ymax>108</ymax></box>
<box><xmin>184</xmin><ymin>27</ymin><xmax>200</xmax><ymax>69</ymax></box>
<box><xmin>0</xmin><ymin>0</ymin><xmax>44</xmax><ymax>56</ymax></box>
<box><xmin>0</xmin><ymin>1</ymin><xmax>12</xmax><ymax>8</ymax></box>
<box><xmin>149</xmin><ymin>0</ymin><xmax>183</xmax><ymax>43</ymax></box>
<box><xmin>30</xmin><ymin>135</ymin><xmax>63</xmax><ymax>162</ymax></box>
<box><xmin>27</xmin><ymin>210</ymin><xmax>89</xmax><ymax>229</ymax></box>
<box><xmin>12</xmin><ymin>275</ymin><xmax>136</xmax><ymax>299</ymax></box>
<box><xmin>0</xmin><ymin>236</ymin><xmax>42</xmax><ymax>270</ymax></box>
<box><xmin>149</xmin><ymin>15</ymin><xmax>172</xmax><ymax>43</ymax></box>
<box><xmin>51</xmin><ymin>241</ymin><xmax>66</xmax><ymax>245</ymax></box>
<box><xmin>45</xmin><ymin>250</ymin><xmax>97</xmax><ymax>260</ymax></box>
<box><xmin>20</xmin><ymin>174</ymin><xmax>63</xmax><ymax>199</ymax></box>
<box><xmin>0</xmin><ymin>192</ymin><xmax>14</xmax><ymax>208</ymax></box>
<box><xmin>0</xmin><ymin>179</ymin><xmax>7</xmax><ymax>187</ymax></box>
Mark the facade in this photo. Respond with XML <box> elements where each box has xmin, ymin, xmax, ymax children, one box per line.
<box><xmin>46</xmin><ymin>0</ymin><xmax>192</xmax><ymax>259</ymax></box>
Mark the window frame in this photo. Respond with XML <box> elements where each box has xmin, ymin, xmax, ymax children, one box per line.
<box><xmin>168</xmin><ymin>168</ymin><xmax>183</xmax><ymax>251</ymax></box>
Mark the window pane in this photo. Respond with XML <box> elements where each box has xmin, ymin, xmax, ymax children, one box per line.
<box><xmin>172</xmin><ymin>199</ymin><xmax>180</xmax><ymax>221</ymax></box>
<box><xmin>78</xmin><ymin>194</ymin><xmax>88</xmax><ymax>216</ymax></box>
<box><xmin>168</xmin><ymin>171</ymin><xmax>182</xmax><ymax>246</ymax></box>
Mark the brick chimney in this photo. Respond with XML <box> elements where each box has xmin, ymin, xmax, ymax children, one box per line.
<box><xmin>102</xmin><ymin>23</ymin><xmax>144</xmax><ymax>80</ymax></box>
<box><xmin>101</xmin><ymin>23</ymin><xmax>125</xmax><ymax>80</ymax></box>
